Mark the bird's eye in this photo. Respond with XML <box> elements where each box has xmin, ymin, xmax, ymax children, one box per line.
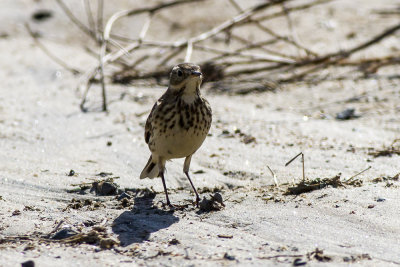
<box><xmin>177</xmin><ymin>70</ymin><xmax>183</xmax><ymax>77</ymax></box>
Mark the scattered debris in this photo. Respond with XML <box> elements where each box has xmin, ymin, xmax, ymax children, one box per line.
<box><xmin>335</xmin><ymin>108</ymin><xmax>360</xmax><ymax>120</ymax></box>
<box><xmin>368</xmin><ymin>139</ymin><xmax>400</xmax><ymax>157</ymax></box>
<box><xmin>199</xmin><ymin>193</ymin><xmax>225</xmax><ymax>212</ymax></box>
<box><xmin>118</xmin><ymin>198</ymin><xmax>133</xmax><ymax>209</ymax></box>
<box><xmin>307</xmin><ymin>248</ymin><xmax>332</xmax><ymax>262</ymax></box>
<box><xmin>217</xmin><ymin>234</ymin><xmax>233</xmax><ymax>239</ymax></box>
<box><xmin>372</xmin><ymin>173</ymin><xmax>399</xmax><ymax>183</ymax></box>
<box><xmin>59</xmin><ymin>230</ymin><xmax>101</xmax><ymax>245</ymax></box>
<box><xmin>286</xmin><ymin>174</ymin><xmax>342</xmax><ymax>195</ymax></box>
<box><xmin>219</xmin><ymin>129</ymin><xmax>256</xmax><ymax>144</ymax></box>
<box><xmin>99</xmin><ymin>238</ymin><xmax>119</xmax><ymax>249</ymax></box>
<box><xmin>242</xmin><ymin>134</ymin><xmax>256</xmax><ymax>144</ymax></box>
<box><xmin>198</xmin><ymin>186</ymin><xmax>223</xmax><ymax>194</ymax></box>
<box><xmin>23</xmin><ymin>244</ymin><xmax>35</xmax><ymax>251</ymax></box>
<box><xmin>261</xmin><ymin>193</ymin><xmax>284</xmax><ymax>203</ymax></box>
<box><xmin>343</xmin><ymin>253</ymin><xmax>372</xmax><ymax>262</ymax></box>
<box><xmin>52</xmin><ymin>226</ymin><xmax>119</xmax><ymax>250</ymax></box>
<box><xmin>1</xmin><ymin>227</ymin><xmax>119</xmax><ymax>251</ymax></box>
<box><xmin>222</xmin><ymin>170</ymin><xmax>258</xmax><ymax>180</ymax></box>
<box><xmin>124</xmin><ymin>187</ymin><xmax>156</xmax><ymax>199</ymax></box>
<box><xmin>65</xmin><ymin>198</ymin><xmax>104</xmax><ymax>210</ymax></box>
<box><xmin>68</xmin><ymin>177</ymin><xmax>120</xmax><ymax>194</ymax></box>
<box><xmin>68</xmin><ymin>175</ymin><xmax>120</xmax><ymax>195</ymax></box>
<box><xmin>23</xmin><ymin>206</ymin><xmax>39</xmax><ymax>211</ymax></box>
<box><xmin>117</xmin><ymin>192</ymin><xmax>131</xmax><ymax>201</ymax></box>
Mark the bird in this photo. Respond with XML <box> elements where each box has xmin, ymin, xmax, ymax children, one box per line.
<box><xmin>140</xmin><ymin>63</ymin><xmax>212</xmax><ymax>207</ymax></box>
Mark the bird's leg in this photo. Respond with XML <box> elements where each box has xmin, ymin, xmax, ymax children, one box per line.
<box><xmin>184</xmin><ymin>171</ymin><xmax>200</xmax><ymax>206</ymax></box>
<box><xmin>159</xmin><ymin>171</ymin><xmax>172</xmax><ymax>207</ymax></box>
<box><xmin>158</xmin><ymin>158</ymin><xmax>172</xmax><ymax>207</ymax></box>
<box><xmin>184</xmin><ymin>155</ymin><xmax>200</xmax><ymax>206</ymax></box>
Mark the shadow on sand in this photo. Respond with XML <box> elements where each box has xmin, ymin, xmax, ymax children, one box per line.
<box><xmin>112</xmin><ymin>190</ymin><xmax>179</xmax><ymax>246</ymax></box>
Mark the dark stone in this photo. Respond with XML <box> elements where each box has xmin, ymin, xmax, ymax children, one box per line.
<box><xmin>51</xmin><ymin>228</ymin><xmax>78</xmax><ymax>240</ymax></box>
<box><xmin>31</xmin><ymin>10</ymin><xmax>53</xmax><ymax>22</ymax></box>
<box><xmin>293</xmin><ymin>258</ymin><xmax>307</xmax><ymax>266</ymax></box>
<box><xmin>21</xmin><ymin>260</ymin><xmax>35</xmax><ymax>267</ymax></box>
<box><xmin>336</xmin><ymin>108</ymin><xmax>360</xmax><ymax>120</ymax></box>
<box><xmin>223</xmin><ymin>253</ymin><xmax>235</xmax><ymax>261</ymax></box>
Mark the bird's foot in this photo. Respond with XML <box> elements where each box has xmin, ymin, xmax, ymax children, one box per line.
<box><xmin>195</xmin><ymin>196</ymin><xmax>200</xmax><ymax>208</ymax></box>
<box><xmin>162</xmin><ymin>201</ymin><xmax>187</xmax><ymax>210</ymax></box>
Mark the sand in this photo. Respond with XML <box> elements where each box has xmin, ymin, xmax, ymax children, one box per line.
<box><xmin>1</xmin><ymin>0</ymin><xmax>400</xmax><ymax>266</ymax></box>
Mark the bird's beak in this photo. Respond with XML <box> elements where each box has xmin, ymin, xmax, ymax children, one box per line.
<box><xmin>191</xmin><ymin>71</ymin><xmax>202</xmax><ymax>77</ymax></box>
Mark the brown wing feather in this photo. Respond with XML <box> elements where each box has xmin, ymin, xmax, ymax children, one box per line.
<box><xmin>144</xmin><ymin>103</ymin><xmax>157</xmax><ymax>144</ymax></box>
<box><xmin>144</xmin><ymin>93</ymin><xmax>168</xmax><ymax>144</ymax></box>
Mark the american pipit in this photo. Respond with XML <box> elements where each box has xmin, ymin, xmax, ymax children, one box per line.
<box><xmin>140</xmin><ymin>63</ymin><xmax>212</xmax><ymax>207</ymax></box>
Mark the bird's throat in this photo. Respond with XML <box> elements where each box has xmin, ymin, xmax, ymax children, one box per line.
<box><xmin>181</xmin><ymin>79</ymin><xmax>200</xmax><ymax>104</ymax></box>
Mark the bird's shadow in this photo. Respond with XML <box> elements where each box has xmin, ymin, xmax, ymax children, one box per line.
<box><xmin>112</xmin><ymin>189</ymin><xmax>179</xmax><ymax>246</ymax></box>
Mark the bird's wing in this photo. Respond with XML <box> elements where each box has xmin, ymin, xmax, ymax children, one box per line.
<box><xmin>144</xmin><ymin>97</ymin><xmax>163</xmax><ymax>144</ymax></box>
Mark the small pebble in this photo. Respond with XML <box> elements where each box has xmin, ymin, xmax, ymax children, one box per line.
<box><xmin>51</xmin><ymin>228</ymin><xmax>78</xmax><ymax>240</ymax></box>
<box><xmin>168</xmin><ymin>238</ymin><xmax>180</xmax><ymax>245</ymax></box>
<box><xmin>223</xmin><ymin>253</ymin><xmax>235</xmax><ymax>261</ymax></box>
<box><xmin>21</xmin><ymin>260</ymin><xmax>35</xmax><ymax>267</ymax></box>
<box><xmin>31</xmin><ymin>10</ymin><xmax>53</xmax><ymax>22</ymax></box>
<box><xmin>293</xmin><ymin>258</ymin><xmax>307</xmax><ymax>266</ymax></box>
<box><xmin>91</xmin><ymin>181</ymin><xmax>118</xmax><ymax>195</ymax></box>
<box><xmin>12</xmin><ymin>210</ymin><xmax>21</xmax><ymax>216</ymax></box>
<box><xmin>376</xmin><ymin>197</ymin><xmax>386</xmax><ymax>202</ymax></box>
<box><xmin>336</xmin><ymin>108</ymin><xmax>360</xmax><ymax>120</ymax></box>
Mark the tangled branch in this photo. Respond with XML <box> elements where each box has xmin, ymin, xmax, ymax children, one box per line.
<box><xmin>27</xmin><ymin>0</ymin><xmax>400</xmax><ymax>111</ymax></box>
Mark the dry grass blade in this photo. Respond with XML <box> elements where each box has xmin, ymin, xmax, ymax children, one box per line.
<box><xmin>55</xmin><ymin>0</ymin><xmax>96</xmax><ymax>41</ymax></box>
<box><xmin>25</xmin><ymin>23</ymin><xmax>81</xmax><ymax>75</ymax></box>
<box><xmin>267</xmin><ymin>165</ymin><xmax>279</xmax><ymax>188</ymax></box>
<box><xmin>285</xmin><ymin>152</ymin><xmax>305</xmax><ymax>182</ymax></box>
<box><xmin>345</xmin><ymin>166</ymin><xmax>371</xmax><ymax>183</ymax></box>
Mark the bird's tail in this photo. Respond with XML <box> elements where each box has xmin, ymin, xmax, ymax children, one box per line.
<box><xmin>140</xmin><ymin>155</ymin><xmax>159</xmax><ymax>179</ymax></box>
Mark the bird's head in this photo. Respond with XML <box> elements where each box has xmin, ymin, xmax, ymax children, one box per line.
<box><xmin>169</xmin><ymin>63</ymin><xmax>203</xmax><ymax>93</ymax></box>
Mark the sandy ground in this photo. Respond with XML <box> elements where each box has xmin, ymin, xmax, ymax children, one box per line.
<box><xmin>1</xmin><ymin>0</ymin><xmax>400</xmax><ymax>266</ymax></box>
